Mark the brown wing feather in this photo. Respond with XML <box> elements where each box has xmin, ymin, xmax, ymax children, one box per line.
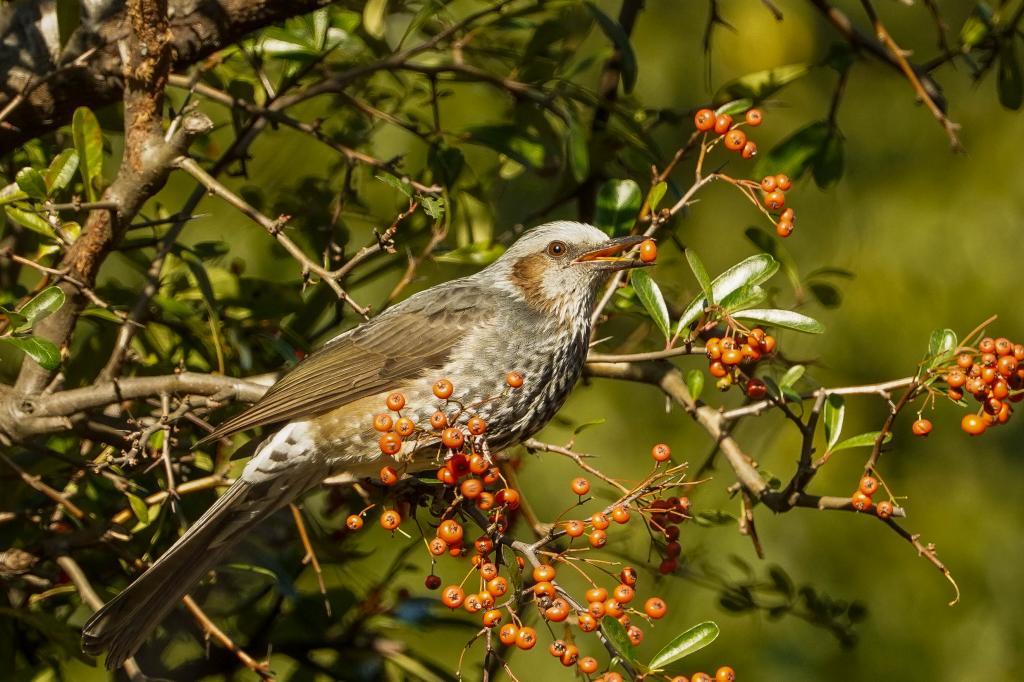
<box><xmin>196</xmin><ymin>284</ymin><xmax>494</xmax><ymax>446</ymax></box>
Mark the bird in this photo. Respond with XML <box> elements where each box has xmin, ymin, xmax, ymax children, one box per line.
<box><xmin>82</xmin><ymin>220</ymin><xmax>648</xmax><ymax>668</ymax></box>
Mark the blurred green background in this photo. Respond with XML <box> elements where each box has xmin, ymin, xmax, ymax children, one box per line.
<box><xmin>6</xmin><ymin>1</ymin><xmax>1024</xmax><ymax>680</ymax></box>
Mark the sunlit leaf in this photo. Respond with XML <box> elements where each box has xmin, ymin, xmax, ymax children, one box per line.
<box><xmin>72</xmin><ymin>107</ymin><xmax>104</xmax><ymax>202</ymax></box>
<box><xmin>648</xmin><ymin>621</ymin><xmax>720</xmax><ymax>670</ymax></box>
<box><xmin>15</xmin><ymin>167</ymin><xmax>47</xmax><ymax>200</ymax></box>
<box><xmin>675</xmin><ymin>254</ymin><xmax>779</xmax><ymax>337</ymax></box>
<box><xmin>779</xmin><ymin>364</ymin><xmax>805</xmax><ymax>388</ymax></box>
<box><xmin>1</xmin><ymin>335</ymin><xmax>60</xmax><ymax>370</ymax></box>
<box><xmin>824</xmin><ymin>394</ymin><xmax>845</xmax><ymax>450</ymax></box>
<box><xmin>126</xmin><ymin>492</ymin><xmax>149</xmax><ymax>525</ymax></box>
<box><xmin>45</xmin><ymin>149</ymin><xmax>80</xmax><ymax>193</ymax></box>
<box><xmin>715</xmin><ymin>98</ymin><xmax>754</xmax><ymax>117</ymax></box>
<box><xmin>601</xmin><ymin>616</ymin><xmax>640</xmax><ymax>666</ymax></box>
<box><xmin>375</xmin><ymin>173</ymin><xmax>413</xmax><ymax>199</ymax></box>
<box><xmin>0</xmin><ymin>183</ymin><xmax>28</xmax><ymax>207</ymax></box>
<box><xmin>719</xmin><ymin>284</ymin><xmax>766</xmax><ymax>312</ymax></box>
<box><xmin>595</xmin><ymin>179</ymin><xmax>642</xmax><ymax>235</ymax></box>
<box><xmin>363</xmin><ymin>0</ymin><xmax>389</xmax><ymax>39</ymax></box>
<box><xmin>713</xmin><ymin>64</ymin><xmax>810</xmax><ymax>105</ymax></box>
<box><xmin>631</xmin><ymin>270</ymin><xmax>670</xmax><ymax>341</ymax></box>
<box><xmin>831</xmin><ymin>431</ymin><xmax>892</xmax><ymax>453</ymax></box>
<box><xmin>4</xmin><ymin>205</ymin><xmax>56</xmax><ymax>238</ymax></box>
<box><xmin>685</xmin><ymin>249</ymin><xmax>713</xmax><ymax>304</ymax></box>
<box><xmin>733</xmin><ymin>309</ymin><xmax>824</xmax><ymax>334</ymax></box>
<box><xmin>17</xmin><ymin>286</ymin><xmax>65</xmax><ymax>329</ymax></box>
<box><xmin>686</xmin><ymin>368</ymin><xmax>704</xmax><ymax>401</ymax></box>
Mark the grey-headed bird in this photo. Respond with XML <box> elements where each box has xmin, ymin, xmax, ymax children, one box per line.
<box><xmin>82</xmin><ymin>221</ymin><xmax>648</xmax><ymax>668</ymax></box>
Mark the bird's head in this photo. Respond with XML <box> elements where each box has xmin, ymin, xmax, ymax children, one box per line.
<box><xmin>480</xmin><ymin>221</ymin><xmax>649</xmax><ymax>325</ymax></box>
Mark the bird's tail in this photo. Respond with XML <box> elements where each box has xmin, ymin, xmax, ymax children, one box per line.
<box><xmin>81</xmin><ymin>476</ymin><xmax>294</xmax><ymax>669</ymax></box>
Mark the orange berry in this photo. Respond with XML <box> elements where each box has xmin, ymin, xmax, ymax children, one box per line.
<box><xmin>436</xmin><ymin>467</ymin><xmax>457</xmax><ymax>486</ymax></box>
<box><xmin>716</xmin><ymin>667</ymin><xmax>737</xmax><ymax>682</ymax></box>
<box><xmin>694</xmin><ymin>108</ymin><xmax>715</xmax><ymax>131</ymax></box>
<box><xmin>708</xmin><ymin>360</ymin><xmax>728</xmax><ymax>378</ymax></box>
<box><xmin>604</xmin><ymin>599</ymin><xmax>624</xmax><ymax>618</ymax></box>
<box><xmin>644</xmin><ymin>597</ymin><xmax>667</xmax><ymax>619</ymax></box>
<box><xmin>651</xmin><ymin>443</ymin><xmax>672</xmax><ymax>462</ymax></box>
<box><xmin>548</xmin><ymin>639</ymin><xmax>567</xmax><ymax>658</ymax></box>
<box><xmin>437</xmin><ymin>519</ymin><xmax>463</xmax><ymax>543</ymax></box>
<box><xmin>760</xmin><ymin>175</ymin><xmax>778</xmax><ymax>192</ymax></box>
<box><xmin>441</xmin><ymin>585</ymin><xmax>464</xmax><ymax>608</ymax></box>
<box><xmin>589</xmin><ymin>529</ymin><xmax>608</xmax><ymax>548</ymax></box>
<box><xmin>487</xmin><ymin>576</ymin><xmax>508</xmax><ymax>597</ymax></box>
<box><xmin>379</xmin><ymin>431</ymin><xmax>402</xmax><ymax>456</ymax></box>
<box><xmin>441</xmin><ymin>427</ymin><xmax>465</xmax><ymax>449</ymax></box>
<box><xmin>764</xmin><ymin>190</ymin><xmax>785</xmax><ymax>210</ymax></box>
<box><xmin>345</xmin><ymin>514</ymin><xmax>363</xmax><ymax>530</ymax></box>
<box><xmin>428</xmin><ymin>537</ymin><xmax>448</xmax><ymax>556</ymax></box>
<box><xmin>693</xmin><ymin>674</ymin><xmax>713</xmax><ymax>682</ymax></box>
<box><xmin>713</xmin><ymin>114</ymin><xmax>733</xmax><ymax>135</ymax></box>
<box><xmin>588</xmin><ymin>600</ymin><xmax>606</xmax><ymax>619</ymax></box>
<box><xmin>476</xmin><ymin>491</ymin><xmax>495</xmax><ymax>510</ymax></box>
<box><xmin>499</xmin><ymin>623</ymin><xmax>519</xmax><ymax>645</ymax></box>
<box><xmin>611</xmin><ymin>506</ymin><xmax>630</xmax><ymax>524</ymax></box>
<box><xmin>745</xmin><ymin>108</ymin><xmax>763</xmax><ymax>126</ymax></box>
<box><xmin>775</xmin><ymin>174</ymin><xmax>792</xmax><ymax>190</ymax></box>
<box><xmin>380</xmin><ymin>509</ymin><xmax>401</xmax><ymax>530</ymax></box>
<box><xmin>961</xmin><ymin>413</ymin><xmax>987</xmax><ymax>435</ymax></box>
<box><xmin>533</xmin><ymin>563</ymin><xmax>556</xmax><ymax>582</ymax></box>
<box><xmin>741</xmin><ymin>140</ymin><xmax>758</xmax><ymax>159</ymax></box>
<box><xmin>577</xmin><ymin>612</ymin><xmax>598</xmax><ymax>632</ymax></box>
<box><xmin>460</xmin><ymin>478</ymin><xmax>483</xmax><ymax>499</ymax></box>
<box><xmin>545</xmin><ymin>598</ymin><xmax>570</xmax><ymax>622</ymax></box>
<box><xmin>433</xmin><ymin>378</ymin><xmax>454</xmax><ymax>399</ymax></box>
<box><xmin>479</xmin><ymin>562</ymin><xmax>499</xmax><ymax>580</ymax></box>
<box><xmin>496</xmin><ymin>487</ymin><xmax>520</xmax><ymax>509</ymax></box>
<box><xmin>394</xmin><ymin>417</ymin><xmax>415</xmax><ymax>437</ymax></box>
<box><xmin>372</xmin><ymin>413</ymin><xmax>393</xmax><ymax>432</ymax></box>
<box><xmin>560</xmin><ymin>644</ymin><xmax>580</xmax><ymax>666</ymax></box>
<box><xmin>379</xmin><ymin>465</ymin><xmax>399</xmax><ymax>485</ymax></box>
<box><xmin>876</xmin><ymin>500</ymin><xmax>894</xmax><ymax>520</ymax></box>
<box><xmin>591</xmin><ymin>512</ymin><xmax>610</xmax><ymax>530</ymax></box>
<box><xmin>858</xmin><ymin>476</ymin><xmax>879</xmax><ymax>496</ymax></box>
<box><xmin>586</xmin><ymin>587</ymin><xmax>608</xmax><ymax>603</ymax></box>
<box><xmin>469</xmin><ymin>453</ymin><xmax>489</xmax><ymax>474</ymax></box>
<box><xmin>775</xmin><ymin>221</ymin><xmax>793</xmax><ymax>238</ymax></box>
<box><xmin>506</xmin><ymin>371</ymin><xmax>525</xmax><ymax>388</ymax></box>
<box><xmin>533</xmin><ymin>581</ymin><xmax>556</xmax><ymax>599</ymax></box>
<box><xmin>482</xmin><ymin>608</ymin><xmax>503</xmax><ymax>628</ymax></box>
<box><xmin>724</xmin><ymin>129</ymin><xmax>747</xmax><ymax>151</ymax></box>
<box><xmin>385</xmin><ymin>392</ymin><xmax>405</xmax><ymax>411</ymax></box>
<box><xmin>467</xmin><ymin>416</ymin><xmax>487</xmax><ymax>435</ymax></box>
<box><xmin>564</xmin><ymin>520</ymin><xmax>585</xmax><ymax>537</ymax></box>
<box><xmin>706</xmin><ymin>338</ymin><xmax>722</xmax><ymax>360</ymax></box>
<box><xmin>911</xmin><ymin>418</ymin><xmax>933</xmax><ymax>437</ymax></box>
<box><xmin>571</xmin><ymin>477</ymin><xmax>591</xmax><ymax>495</ymax></box>
<box><xmin>429</xmin><ymin>411</ymin><xmax>448</xmax><ymax>430</ymax></box>
<box><xmin>639</xmin><ymin>239</ymin><xmax>658</xmax><ymax>263</ymax></box>
<box><xmin>613</xmin><ymin>583</ymin><xmax>635</xmax><ymax>603</ymax></box>
<box><xmin>760</xmin><ymin>335</ymin><xmax>777</xmax><ymax>354</ymax></box>
<box><xmin>579</xmin><ymin>656</ymin><xmax>599</xmax><ymax>674</ymax></box>
<box><xmin>850</xmin><ymin>492</ymin><xmax>873</xmax><ymax>512</ymax></box>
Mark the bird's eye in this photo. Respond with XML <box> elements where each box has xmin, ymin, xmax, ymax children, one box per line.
<box><xmin>546</xmin><ymin>241</ymin><xmax>568</xmax><ymax>258</ymax></box>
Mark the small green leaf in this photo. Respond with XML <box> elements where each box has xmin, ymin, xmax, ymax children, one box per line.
<box><xmin>45</xmin><ymin>149</ymin><xmax>80</xmax><ymax>193</ymax></box>
<box><xmin>686</xmin><ymin>368</ymin><xmax>704</xmax><ymax>401</ymax></box>
<box><xmin>17</xmin><ymin>286</ymin><xmax>65</xmax><ymax>329</ymax></box>
<box><xmin>959</xmin><ymin>5</ymin><xmax>992</xmax><ymax>49</ymax></box>
<box><xmin>646</xmin><ymin>181</ymin><xmax>668</xmax><ymax>213</ymax></box>
<box><xmin>927</xmin><ymin>328</ymin><xmax>958</xmax><ymax>367</ymax></box>
<box><xmin>631</xmin><ymin>270</ymin><xmax>670</xmax><ymax>341</ymax></box>
<box><xmin>566</xmin><ymin>116</ymin><xmax>590</xmax><ymax>182</ymax></box>
<box><xmin>831</xmin><ymin>431</ymin><xmax>892</xmax><ymax>453</ymax></box>
<box><xmin>4</xmin><ymin>205</ymin><xmax>56</xmax><ymax>238</ymax></box>
<box><xmin>808</xmin><ymin>282</ymin><xmax>842</xmax><ymax>308</ymax></box>
<box><xmin>420</xmin><ymin>195</ymin><xmax>445</xmax><ymax>220</ymax></box>
<box><xmin>824</xmin><ymin>394</ymin><xmax>845</xmax><ymax>450</ymax></box>
<box><xmin>998</xmin><ymin>38</ymin><xmax>1023</xmax><ymax>111</ymax></box>
<box><xmin>375</xmin><ymin>173</ymin><xmax>413</xmax><ymax>199</ymax></box>
<box><xmin>586</xmin><ymin>3</ymin><xmax>638</xmax><ymax>92</ymax></box>
<box><xmin>1</xmin><ymin>336</ymin><xmax>61</xmax><ymax>370</ymax></box>
<box><xmin>595</xmin><ymin>179</ymin><xmax>642</xmax><ymax>235</ymax></box>
<box><xmin>733</xmin><ymin>309</ymin><xmax>825</xmax><ymax>334</ymax></box>
<box><xmin>601</xmin><ymin>616</ymin><xmax>640</xmax><ymax>666</ymax></box>
<box><xmin>126</xmin><ymin>492</ymin><xmax>150</xmax><ymax>524</ymax></box>
<box><xmin>648</xmin><ymin>621</ymin><xmax>720</xmax><ymax>670</ymax></box>
<box><xmin>779</xmin><ymin>364</ymin><xmax>805</xmax><ymax>388</ymax></box>
<box><xmin>713</xmin><ymin>64</ymin><xmax>810</xmax><ymax>105</ymax></box>
<box><xmin>362</xmin><ymin>0</ymin><xmax>389</xmax><ymax>38</ymax></box>
<box><xmin>685</xmin><ymin>249</ymin><xmax>713</xmax><ymax>304</ymax></box>
<box><xmin>15</xmin><ymin>167</ymin><xmax>48</xmax><ymax>200</ymax></box>
<box><xmin>714</xmin><ymin>98</ymin><xmax>754</xmax><ymax>117</ymax></box>
<box><xmin>72</xmin><ymin>107</ymin><xmax>104</xmax><ymax>202</ymax></box>
<box><xmin>0</xmin><ymin>183</ymin><xmax>28</xmax><ymax>207</ymax></box>
<box><xmin>0</xmin><ymin>308</ymin><xmax>27</xmax><ymax>329</ymax></box>
<box><xmin>719</xmin><ymin>284</ymin><xmax>766</xmax><ymax>312</ymax></box>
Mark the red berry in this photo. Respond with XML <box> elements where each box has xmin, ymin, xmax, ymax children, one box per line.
<box><xmin>741</xmin><ymin>140</ymin><xmax>758</xmax><ymax>159</ymax></box>
<box><xmin>961</xmin><ymin>413</ymin><xmax>987</xmax><ymax>435</ymax></box>
<box><xmin>911</xmin><ymin>418</ymin><xmax>933</xmax><ymax>437</ymax></box>
<box><xmin>385</xmin><ymin>392</ymin><xmax>405</xmax><ymax>411</ymax></box>
<box><xmin>764</xmin><ymin>190</ymin><xmax>785</xmax><ymax>210</ymax></box>
<box><xmin>571</xmin><ymin>477</ymin><xmax>591</xmax><ymax>495</ymax></box>
<box><xmin>876</xmin><ymin>500</ymin><xmax>894</xmax><ymax>520</ymax></box>
<box><xmin>506</xmin><ymin>371</ymin><xmax>525</xmax><ymax>388</ymax></box>
<box><xmin>379</xmin><ymin>432</ymin><xmax>402</xmax><ymax>456</ymax></box>
<box><xmin>724</xmin><ymin>129</ymin><xmax>747</xmax><ymax>151</ymax></box>
<box><xmin>644</xmin><ymin>597</ymin><xmax>667</xmax><ymax>619</ymax></box>
<box><xmin>433</xmin><ymin>378</ymin><xmax>454</xmax><ymax>399</ymax></box>
<box><xmin>694</xmin><ymin>108</ymin><xmax>715</xmax><ymax>131</ymax></box>
<box><xmin>639</xmin><ymin>239</ymin><xmax>658</xmax><ymax>263</ymax></box>
<box><xmin>651</xmin><ymin>443</ymin><xmax>672</xmax><ymax>462</ymax></box>
<box><xmin>345</xmin><ymin>514</ymin><xmax>363</xmax><ymax>530</ymax></box>
<box><xmin>775</xmin><ymin>174</ymin><xmax>792</xmax><ymax>190</ymax></box>
<box><xmin>441</xmin><ymin>427</ymin><xmax>465</xmax><ymax>449</ymax></box>
<box><xmin>858</xmin><ymin>476</ymin><xmax>879</xmax><ymax>496</ymax></box>
<box><xmin>713</xmin><ymin>113</ymin><xmax>733</xmax><ymax>135</ymax></box>
<box><xmin>745</xmin><ymin>108</ymin><xmax>763</xmax><ymax>126</ymax></box>
<box><xmin>372</xmin><ymin>413</ymin><xmax>393</xmax><ymax>432</ymax></box>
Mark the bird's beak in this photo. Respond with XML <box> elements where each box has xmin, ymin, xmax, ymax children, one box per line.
<box><xmin>573</xmin><ymin>235</ymin><xmax>648</xmax><ymax>271</ymax></box>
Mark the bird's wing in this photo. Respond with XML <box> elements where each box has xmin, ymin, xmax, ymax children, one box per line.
<box><xmin>196</xmin><ymin>283</ymin><xmax>495</xmax><ymax>446</ymax></box>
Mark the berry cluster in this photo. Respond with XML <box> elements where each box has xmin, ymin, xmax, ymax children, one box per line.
<box><xmin>758</xmin><ymin>174</ymin><xmax>796</xmax><ymax>237</ymax></box>
<box><xmin>694</xmin><ymin>107</ymin><xmax>762</xmax><ymax>160</ymax></box>
<box><xmin>704</xmin><ymin>328</ymin><xmax>777</xmax><ymax>395</ymax></box>
<box><xmin>666</xmin><ymin>668</ymin><xmax>737</xmax><ymax>682</ymax></box>
<box><xmin>849</xmin><ymin>475</ymin><xmax>895</xmax><ymax>520</ymax></box>
<box><xmin>936</xmin><ymin>336</ymin><xmax>1022</xmax><ymax>436</ymax></box>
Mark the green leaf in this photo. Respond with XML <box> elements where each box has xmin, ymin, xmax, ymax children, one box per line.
<box><xmin>719</xmin><ymin>284</ymin><xmax>766</xmax><ymax>313</ymax></box>
<box><xmin>753</xmin><ymin>120</ymin><xmax>831</xmax><ymax>181</ymax></box>
<box><xmin>0</xmin><ymin>183</ymin><xmax>28</xmax><ymax>207</ymax></box>
<box><xmin>72</xmin><ymin>107</ymin><xmax>104</xmax><ymax>202</ymax></box>
<box><xmin>126</xmin><ymin>492</ymin><xmax>150</xmax><ymax>524</ymax></box>
<box><xmin>998</xmin><ymin>38</ymin><xmax>1023</xmax><ymax>110</ymax></box>
<box><xmin>362</xmin><ymin>0</ymin><xmax>389</xmax><ymax>39</ymax></box>
<box><xmin>466</xmin><ymin>124</ymin><xmax>547</xmax><ymax>169</ymax></box>
<box><xmin>733</xmin><ymin>309</ymin><xmax>825</xmax><ymax>334</ymax></box>
<box><xmin>685</xmin><ymin>249</ymin><xmax>713</xmax><ymax>304</ymax></box>
<box><xmin>1</xmin><ymin>336</ymin><xmax>61</xmax><ymax>370</ymax></box>
<box><xmin>15</xmin><ymin>167</ymin><xmax>48</xmax><ymax>200</ymax></box>
<box><xmin>17</xmin><ymin>286</ymin><xmax>65</xmax><ymax>329</ymax></box>
<box><xmin>375</xmin><ymin>173</ymin><xmax>413</xmax><ymax>199</ymax></box>
<box><xmin>959</xmin><ymin>5</ymin><xmax>992</xmax><ymax>49</ymax></box>
<box><xmin>675</xmin><ymin>254</ymin><xmax>780</xmax><ymax>337</ymax></box>
<box><xmin>586</xmin><ymin>3</ymin><xmax>638</xmax><ymax>92</ymax></box>
<box><xmin>421</xmin><ymin>195</ymin><xmax>445</xmax><ymax>220</ymax></box>
<box><xmin>714</xmin><ymin>98</ymin><xmax>754</xmax><ymax>117</ymax></box>
<box><xmin>594</xmin><ymin>179</ymin><xmax>642</xmax><ymax>235</ymax></box>
<box><xmin>566</xmin><ymin>116</ymin><xmax>590</xmax><ymax>181</ymax></box>
<box><xmin>779</xmin><ymin>364</ymin><xmax>805</xmax><ymax>388</ymax></box>
<box><xmin>812</xmin><ymin>128</ymin><xmax>844</xmax><ymax>189</ymax></box>
<box><xmin>45</xmin><ymin>149</ymin><xmax>80</xmax><ymax>193</ymax></box>
<box><xmin>646</xmin><ymin>181</ymin><xmax>668</xmax><ymax>213</ymax></box>
<box><xmin>713</xmin><ymin>64</ymin><xmax>810</xmax><ymax>105</ymax></box>
<box><xmin>927</xmin><ymin>328</ymin><xmax>958</xmax><ymax>366</ymax></box>
<box><xmin>0</xmin><ymin>308</ymin><xmax>27</xmax><ymax>329</ymax></box>
<box><xmin>631</xmin><ymin>270</ymin><xmax>670</xmax><ymax>341</ymax></box>
<box><xmin>809</xmin><ymin>282</ymin><xmax>842</xmax><ymax>308</ymax></box>
<box><xmin>648</xmin><ymin>621</ymin><xmax>720</xmax><ymax>670</ymax></box>
<box><xmin>824</xmin><ymin>394</ymin><xmax>845</xmax><ymax>450</ymax></box>
<box><xmin>4</xmin><ymin>205</ymin><xmax>56</xmax><ymax>238</ymax></box>
<box><xmin>686</xmin><ymin>369</ymin><xmax>704</xmax><ymax>401</ymax></box>
<box><xmin>831</xmin><ymin>431</ymin><xmax>892</xmax><ymax>453</ymax></box>
<box><xmin>601</xmin><ymin>616</ymin><xmax>640</xmax><ymax>666</ymax></box>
